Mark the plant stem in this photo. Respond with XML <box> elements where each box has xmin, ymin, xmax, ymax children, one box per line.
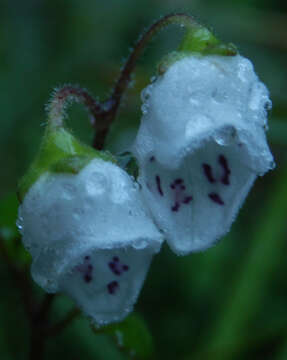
<box><xmin>48</xmin><ymin>15</ymin><xmax>203</xmax><ymax>150</ymax></box>
<box><xmin>92</xmin><ymin>13</ymin><xmax>201</xmax><ymax>150</ymax></box>
<box><xmin>47</xmin><ymin>85</ymin><xmax>102</xmax><ymax>130</ymax></box>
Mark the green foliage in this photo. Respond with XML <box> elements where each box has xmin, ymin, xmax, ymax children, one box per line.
<box><xmin>0</xmin><ymin>192</ymin><xmax>18</xmax><ymax>240</ymax></box>
<box><xmin>93</xmin><ymin>313</ymin><xmax>154</xmax><ymax>359</ymax></box>
<box><xmin>0</xmin><ymin>193</ymin><xmax>30</xmax><ymax>265</ymax></box>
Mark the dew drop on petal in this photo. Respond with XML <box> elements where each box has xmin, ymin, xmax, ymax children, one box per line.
<box><xmin>86</xmin><ymin>172</ymin><xmax>107</xmax><ymax>196</ymax></box>
<box><xmin>62</xmin><ymin>183</ymin><xmax>76</xmax><ymax>200</ymax></box>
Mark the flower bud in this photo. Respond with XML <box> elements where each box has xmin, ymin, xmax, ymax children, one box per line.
<box><xmin>133</xmin><ymin>54</ymin><xmax>274</xmax><ymax>255</ymax></box>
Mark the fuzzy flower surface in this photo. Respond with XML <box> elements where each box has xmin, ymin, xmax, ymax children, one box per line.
<box><xmin>18</xmin><ymin>158</ymin><xmax>163</xmax><ymax>325</ymax></box>
<box><xmin>133</xmin><ymin>54</ymin><xmax>274</xmax><ymax>255</ymax></box>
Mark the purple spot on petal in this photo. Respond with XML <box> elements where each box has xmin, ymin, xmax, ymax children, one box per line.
<box><xmin>156</xmin><ymin>175</ymin><xmax>164</xmax><ymax>196</ymax></box>
<box><xmin>203</xmin><ymin>163</ymin><xmax>216</xmax><ymax>183</ymax></box>
<box><xmin>109</xmin><ymin>257</ymin><xmax>130</xmax><ymax>276</ymax></box>
<box><xmin>84</xmin><ymin>274</ymin><xmax>92</xmax><ymax>283</ymax></box>
<box><xmin>208</xmin><ymin>192</ymin><xmax>224</xmax><ymax>205</ymax></box>
<box><xmin>171</xmin><ymin>202</ymin><xmax>180</xmax><ymax>212</ymax></box>
<box><xmin>218</xmin><ymin>155</ymin><xmax>231</xmax><ymax>185</ymax></box>
<box><xmin>107</xmin><ymin>281</ymin><xmax>119</xmax><ymax>295</ymax></box>
<box><xmin>76</xmin><ymin>256</ymin><xmax>94</xmax><ymax>284</ymax></box>
<box><xmin>183</xmin><ymin>196</ymin><xmax>193</xmax><ymax>204</ymax></box>
<box><xmin>109</xmin><ymin>262</ymin><xmax>115</xmax><ymax>270</ymax></box>
<box><xmin>150</xmin><ymin>156</ymin><xmax>155</xmax><ymax>162</ymax></box>
<box><xmin>170</xmin><ymin>178</ymin><xmax>193</xmax><ymax>212</ymax></box>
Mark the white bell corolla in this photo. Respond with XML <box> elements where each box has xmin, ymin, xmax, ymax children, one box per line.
<box><xmin>133</xmin><ymin>54</ymin><xmax>274</xmax><ymax>255</ymax></box>
<box><xmin>18</xmin><ymin>158</ymin><xmax>163</xmax><ymax>325</ymax></box>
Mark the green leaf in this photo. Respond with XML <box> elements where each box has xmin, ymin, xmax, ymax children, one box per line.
<box><xmin>92</xmin><ymin>313</ymin><xmax>154</xmax><ymax>359</ymax></box>
<box><xmin>0</xmin><ymin>193</ymin><xmax>18</xmax><ymax>241</ymax></box>
<box><xmin>0</xmin><ymin>193</ymin><xmax>31</xmax><ymax>264</ymax></box>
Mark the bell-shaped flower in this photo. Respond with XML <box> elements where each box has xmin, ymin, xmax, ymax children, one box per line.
<box><xmin>133</xmin><ymin>53</ymin><xmax>274</xmax><ymax>255</ymax></box>
<box><xmin>18</xmin><ymin>122</ymin><xmax>163</xmax><ymax>325</ymax></box>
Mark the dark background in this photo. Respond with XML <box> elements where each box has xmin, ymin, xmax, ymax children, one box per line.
<box><xmin>0</xmin><ymin>0</ymin><xmax>287</xmax><ymax>359</ymax></box>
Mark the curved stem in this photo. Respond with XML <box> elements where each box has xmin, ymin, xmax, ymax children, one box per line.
<box><xmin>112</xmin><ymin>13</ymin><xmax>199</xmax><ymax>109</ymax></box>
<box><xmin>93</xmin><ymin>13</ymin><xmax>201</xmax><ymax>150</ymax></box>
<box><xmin>47</xmin><ymin>85</ymin><xmax>103</xmax><ymax>130</ymax></box>
<box><xmin>46</xmin><ymin>15</ymin><xmax>202</xmax><ymax>150</ymax></box>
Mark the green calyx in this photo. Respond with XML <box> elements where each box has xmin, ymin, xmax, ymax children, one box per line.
<box><xmin>18</xmin><ymin>125</ymin><xmax>115</xmax><ymax>202</ymax></box>
<box><xmin>158</xmin><ymin>25</ymin><xmax>237</xmax><ymax>74</ymax></box>
<box><xmin>178</xmin><ymin>26</ymin><xmax>237</xmax><ymax>55</ymax></box>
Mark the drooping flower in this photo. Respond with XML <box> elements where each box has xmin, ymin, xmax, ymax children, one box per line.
<box><xmin>133</xmin><ymin>53</ymin><xmax>274</xmax><ymax>255</ymax></box>
<box><xmin>18</xmin><ymin>120</ymin><xmax>163</xmax><ymax>325</ymax></box>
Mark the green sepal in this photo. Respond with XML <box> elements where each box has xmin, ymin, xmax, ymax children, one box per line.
<box><xmin>18</xmin><ymin>125</ymin><xmax>115</xmax><ymax>202</ymax></box>
<box><xmin>115</xmin><ymin>151</ymin><xmax>139</xmax><ymax>179</ymax></box>
<box><xmin>178</xmin><ymin>27</ymin><xmax>237</xmax><ymax>56</ymax></box>
<box><xmin>158</xmin><ymin>26</ymin><xmax>237</xmax><ymax>75</ymax></box>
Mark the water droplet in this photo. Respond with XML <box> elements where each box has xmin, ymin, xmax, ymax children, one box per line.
<box><xmin>212</xmin><ymin>89</ymin><xmax>228</xmax><ymax>103</ymax></box>
<box><xmin>214</xmin><ymin>126</ymin><xmax>237</xmax><ymax>146</ymax></box>
<box><xmin>248</xmin><ymin>83</ymin><xmax>267</xmax><ymax>111</ymax></box>
<box><xmin>141</xmin><ymin>86</ymin><xmax>152</xmax><ymax>102</ymax></box>
<box><xmin>264</xmin><ymin>99</ymin><xmax>272</xmax><ymax>111</ymax></box>
<box><xmin>62</xmin><ymin>183</ymin><xmax>76</xmax><ymax>200</ymax></box>
<box><xmin>141</xmin><ymin>103</ymin><xmax>149</xmax><ymax>115</ymax></box>
<box><xmin>189</xmin><ymin>97</ymin><xmax>199</xmax><ymax>106</ymax></box>
<box><xmin>269</xmin><ymin>160</ymin><xmax>276</xmax><ymax>170</ymax></box>
<box><xmin>16</xmin><ymin>218</ymin><xmax>24</xmax><ymax>234</ymax></box>
<box><xmin>73</xmin><ymin>208</ymin><xmax>85</xmax><ymax>220</ymax></box>
<box><xmin>133</xmin><ymin>239</ymin><xmax>147</xmax><ymax>249</ymax></box>
<box><xmin>86</xmin><ymin>172</ymin><xmax>107</xmax><ymax>196</ymax></box>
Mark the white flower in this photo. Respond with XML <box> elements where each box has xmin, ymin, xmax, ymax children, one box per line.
<box><xmin>18</xmin><ymin>158</ymin><xmax>163</xmax><ymax>325</ymax></box>
<box><xmin>133</xmin><ymin>54</ymin><xmax>274</xmax><ymax>255</ymax></box>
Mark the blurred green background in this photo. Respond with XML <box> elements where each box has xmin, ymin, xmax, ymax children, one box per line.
<box><xmin>1</xmin><ymin>0</ymin><xmax>287</xmax><ymax>359</ymax></box>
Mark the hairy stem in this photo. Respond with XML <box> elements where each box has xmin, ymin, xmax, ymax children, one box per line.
<box><xmin>47</xmin><ymin>85</ymin><xmax>103</xmax><ymax>130</ymax></box>
<box><xmin>93</xmin><ymin>13</ymin><xmax>201</xmax><ymax>150</ymax></box>
<box><xmin>112</xmin><ymin>13</ymin><xmax>199</xmax><ymax>109</ymax></box>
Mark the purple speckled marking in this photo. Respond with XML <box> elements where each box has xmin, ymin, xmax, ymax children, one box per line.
<box><xmin>76</xmin><ymin>256</ymin><xmax>94</xmax><ymax>283</ymax></box>
<box><xmin>108</xmin><ymin>256</ymin><xmax>129</xmax><ymax>276</ymax></box>
<box><xmin>107</xmin><ymin>281</ymin><xmax>119</xmax><ymax>295</ymax></box>
<box><xmin>171</xmin><ymin>202</ymin><xmax>180</xmax><ymax>212</ymax></box>
<box><xmin>170</xmin><ymin>178</ymin><xmax>193</xmax><ymax>212</ymax></box>
<box><xmin>208</xmin><ymin>192</ymin><xmax>224</xmax><ymax>205</ymax></box>
<box><xmin>218</xmin><ymin>155</ymin><xmax>231</xmax><ymax>185</ymax></box>
<box><xmin>156</xmin><ymin>175</ymin><xmax>164</xmax><ymax>196</ymax></box>
<box><xmin>183</xmin><ymin>196</ymin><xmax>193</xmax><ymax>204</ymax></box>
<box><xmin>203</xmin><ymin>163</ymin><xmax>216</xmax><ymax>183</ymax></box>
